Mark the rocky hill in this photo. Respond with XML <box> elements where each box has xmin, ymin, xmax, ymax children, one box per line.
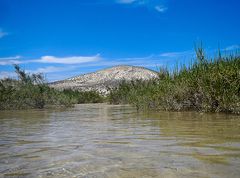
<box><xmin>49</xmin><ymin>65</ymin><xmax>158</xmax><ymax>94</ymax></box>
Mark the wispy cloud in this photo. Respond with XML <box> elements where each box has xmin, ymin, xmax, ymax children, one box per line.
<box><xmin>93</xmin><ymin>55</ymin><xmax>161</xmax><ymax>67</ymax></box>
<box><xmin>72</xmin><ymin>52</ymin><xmax>190</xmax><ymax>69</ymax></box>
<box><xmin>26</xmin><ymin>66</ymin><xmax>76</xmax><ymax>74</ymax></box>
<box><xmin>0</xmin><ymin>56</ymin><xmax>22</xmax><ymax>65</ymax></box>
<box><xmin>32</xmin><ymin>54</ymin><xmax>101</xmax><ymax>64</ymax></box>
<box><xmin>0</xmin><ymin>29</ymin><xmax>8</xmax><ymax>39</ymax></box>
<box><xmin>116</xmin><ymin>0</ymin><xmax>168</xmax><ymax>13</ymax></box>
<box><xmin>0</xmin><ymin>66</ymin><xmax>78</xmax><ymax>81</ymax></box>
<box><xmin>1</xmin><ymin>44</ymin><xmax>237</xmax><ymax>81</ymax></box>
<box><xmin>155</xmin><ymin>5</ymin><xmax>167</xmax><ymax>13</ymax></box>
<box><xmin>0</xmin><ymin>71</ymin><xmax>16</xmax><ymax>79</ymax></box>
<box><xmin>0</xmin><ymin>54</ymin><xmax>101</xmax><ymax>65</ymax></box>
<box><xmin>0</xmin><ymin>50</ymin><xmax>191</xmax><ymax>68</ymax></box>
<box><xmin>0</xmin><ymin>56</ymin><xmax>21</xmax><ymax>60</ymax></box>
<box><xmin>224</xmin><ymin>45</ymin><xmax>240</xmax><ymax>51</ymax></box>
<box><xmin>159</xmin><ymin>50</ymin><xmax>194</xmax><ymax>57</ymax></box>
<box><xmin>41</xmin><ymin>51</ymin><xmax>192</xmax><ymax>81</ymax></box>
<box><xmin>116</xmin><ymin>0</ymin><xmax>137</xmax><ymax>4</ymax></box>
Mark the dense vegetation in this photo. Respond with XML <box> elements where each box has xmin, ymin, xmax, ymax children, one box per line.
<box><xmin>0</xmin><ymin>65</ymin><xmax>104</xmax><ymax>110</ymax></box>
<box><xmin>1</xmin><ymin>47</ymin><xmax>239</xmax><ymax>114</ymax></box>
<box><xmin>62</xmin><ymin>89</ymin><xmax>104</xmax><ymax>104</ymax></box>
<box><xmin>108</xmin><ymin>48</ymin><xmax>240</xmax><ymax>114</ymax></box>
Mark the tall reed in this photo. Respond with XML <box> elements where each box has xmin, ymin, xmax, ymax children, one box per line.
<box><xmin>108</xmin><ymin>47</ymin><xmax>240</xmax><ymax>114</ymax></box>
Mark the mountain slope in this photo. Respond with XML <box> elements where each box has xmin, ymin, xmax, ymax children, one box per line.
<box><xmin>49</xmin><ymin>65</ymin><xmax>158</xmax><ymax>94</ymax></box>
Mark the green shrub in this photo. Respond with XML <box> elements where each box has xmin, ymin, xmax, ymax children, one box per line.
<box><xmin>0</xmin><ymin>65</ymin><xmax>74</xmax><ymax>110</ymax></box>
<box><xmin>62</xmin><ymin>89</ymin><xmax>104</xmax><ymax>104</ymax></box>
<box><xmin>108</xmin><ymin>48</ymin><xmax>240</xmax><ymax>114</ymax></box>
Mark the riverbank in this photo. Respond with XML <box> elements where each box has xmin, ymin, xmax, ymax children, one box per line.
<box><xmin>0</xmin><ymin>65</ymin><xmax>104</xmax><ymax>110</ymax></box>
<box><xmin>108</xmin><ymin>48</ymin><xmax>240</xmax><ymax>114</ymax></box>
<box><xmin>1</xmin><ymin>48</ymin><xmax>239</xmax><ymax>114</ymax></box>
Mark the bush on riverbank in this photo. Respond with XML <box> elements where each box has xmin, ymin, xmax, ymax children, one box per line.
<box><xmin>0</xmin><ymin>65</ymin><xmax>104</xmax><ymax>110</ymax></box>
<box><xmin>1</xmin><ymin>47</ymin><xmax>239</xmax><ymax>114</ymax></box>
<box><xmin>108</xmin><ymin>48</ymin><xmax>240</xmax><ymax>114</ymax></box>
<box><xmin>62</xmin><ymin>89</ymin><xmax>105</xmax><ymax>104</ymax></box>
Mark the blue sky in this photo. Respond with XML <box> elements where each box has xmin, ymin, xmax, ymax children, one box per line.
<box><xmin>0</xmin><ymin>0</ymin><xmax>239</xmax><ymax>81</ymax></box>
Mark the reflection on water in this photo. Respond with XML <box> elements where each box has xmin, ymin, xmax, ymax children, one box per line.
<box><xmin>0</xmin><ymin>104</ymin><xmax>240</xmax><ymax>178</ymax></box>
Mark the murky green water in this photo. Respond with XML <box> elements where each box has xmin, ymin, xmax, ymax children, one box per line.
<box><xmin>0</xmin><ymin>104</ymin><xmax>240</xmax><ymax>178</ymax></box>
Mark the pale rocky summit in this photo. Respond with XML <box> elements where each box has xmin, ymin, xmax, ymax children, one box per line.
<box><xmin>49</xmin><ymin>65</ymin><xmax>158</xmax><ymax>94</ymax></box>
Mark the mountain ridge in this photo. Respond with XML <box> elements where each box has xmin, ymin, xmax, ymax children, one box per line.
<box><xmin>49</xmin><ymin>65</ymin><xmax>159</xmax><ymax>94</ymax></box>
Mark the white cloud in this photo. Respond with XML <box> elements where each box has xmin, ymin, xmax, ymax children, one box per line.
<box><xmin>155</xmin><ymin>5</ymin><xmax>167</xmax><ymax>13</ymax></box>
<box><xmin>0</xmin><ymin>29</ymin><xmax>8</xmax><ymax>38</ymax></box>
<box><xmin>224</xmin><ymin>45</ymin><xmax>240</xmax><ymax>51</ymax></box>
<box><xmin>0</xmin><ymin>51</ymin><xmax>194</xmax><ymax>81</ymax></box>
<box><xmin>159</xmin><ymin>51</ymin><xmax>194</xmax><ymax>57</ymax></box>
<box><xmin>0</xmin><ymin>56</ymin><xmax>22</xmax><ymax>65</ymax></box>
<box><xmin>0</xmin><ymin>54</ymin><xmax>101</xmax><ymax>65</ymax></box>
<box><xmin>26</xmin><ymin>66</ymin><xmax>76</xmax><ymax>74</ymax></box>
<box><xmin>33</xmin><ymin>54</ymin><xmax>101</xmax><ymax>64</ymax></box>
<box><xmin>0</xmin><ymin>60</ymin><xmax>22</xmax><ymax>65</ymax></box>
<box><xmin>0</xmin><ymin>71</ymin><xmax>16</xmax><ymax>79</ymax></box>
<box><xmin>116</xmin><ymin>0</ymin><xmax>137</xmax><ymax>4</ymax></box>
<box><xmin>159</xmin><ymin>52</ymin><xmax>181</xmax><ymax>57</ymax></box>
<box><xmin>0</xmin><ymin>56</ymin><xmax>21</xmax><ymax>60</ymax></box>
<box><xmin>116</xmin><ymin>0</ymin><xmax>168</xmax><ymax>13</ymax></box>
<box><xmin>70</xmin><ymin>54</ymin><xmax>167</xmax><ymax>68</ymax></box>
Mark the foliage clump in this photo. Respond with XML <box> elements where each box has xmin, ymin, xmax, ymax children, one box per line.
<box><xmin>0</xmin><ymin>65</ymin><xmax>104</xmax><ymax>110</ymax></box>
<box><xmin>108</xmin><ymin>48</ymin><xmax>240</xmax><ymax>114</ymax></box>
<box><xmin>62</xmin><ymin>89</ymin><xmax>104</xmax><ymax>104</ymax></box>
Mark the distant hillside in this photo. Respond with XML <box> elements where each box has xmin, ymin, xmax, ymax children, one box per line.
<box><xmin>49</xmin><ymin>65</ymin><xmax>158</xmax><ymax>94</ymax></box>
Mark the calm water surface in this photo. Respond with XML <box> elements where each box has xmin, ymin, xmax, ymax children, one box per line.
<box><xmin>0</xmin><ymin>104</ymin><xmax>240</xmax><ymax>178</ymax></box>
